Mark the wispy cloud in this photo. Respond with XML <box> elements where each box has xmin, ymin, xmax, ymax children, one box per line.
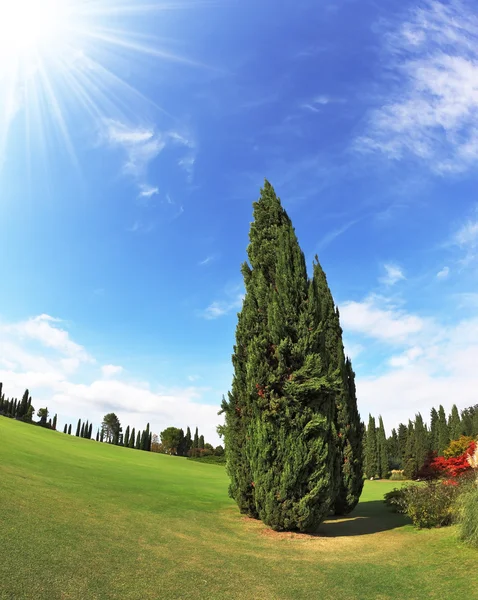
<box><xmin>128</xmin><ymin>220</ymin><xmax>155</xmax><ymax>234</ymax></box>
<box><xmin>356</xmin><ymin>0</ymin><xmax>478</xmax><ymax>174</ymax></box>
<box><xmin>199</xmin><ymin>285</ymin><xmax>244</xmax><ymax>320</ymax></box>
<box><xmin>301</xmin><ymin>94</ymin><xmax>345</xmax><ymax>112</ymax></box>
<box><xmin>380</xmin><ymin>263</ymin><xmax>405</xmax><ymax>286</ymax></box>
<box><xmin>168</xmin><ymin>129</ymin><xmax>197</xmax><ymax>181</ymax></box>
<box><xmin>316</xmin><ymin>219</ymin><xmax>357</xmax><ymax>250</ymax></box>
<box><xmin>199</xmin><ymin>255</ymin><xmax>215</xmax><ymax>266</ymax></box>
<box><xmin>102</xmin><ymin>119</ymin><xmax>165</xmax><ymax>176</ymax></box>
<box><xmin>138</xmin><ymin>184</ymin><xmax>159</xmax><ymax>200</ymax></box>
<box><xmin>451</xmin><ymin>215</ymin><xmax>478</xmax><ymax>265</ymax></box>
<box><xmin>437</xmin><ymin>266</ymin><xmax>450</xmax><ymax>279</ymax></box>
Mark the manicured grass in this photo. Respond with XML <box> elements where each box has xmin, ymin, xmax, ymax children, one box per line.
<box><xmin>1</xmin><ymin>417</ymin><xmax>476</xmax><ymax>600</ymax></box>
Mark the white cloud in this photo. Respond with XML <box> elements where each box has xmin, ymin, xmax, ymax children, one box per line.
<box><xmin>437</xmin><ymin>266</ymin><xmax>450</xmax><ymax>279</ymax></box>
<box><xmin>138</xmin><ymin>184</ymin><xmax>159</xmax><ymax>199</ymax></box>
<box><xmin>199</xmin><ymin>255</ymin><xmax>215</xmax><ymax>266</ymax></box>
<box><xmin>101</xmin><ymin>364</ymin><xmax>123</xmax><ymax>378</ymax></box>
<box><xmin>453</xmin><ymin>219</ymin><xmax>478</xmax><ymax>247</ymax></box>
<box><xmin>357</xmin><ymin>1</ymin><xmax>478</xmax><ymax>174</ymax></box>
<box><xmin>301</xmin><ymin>95</ymin><xmax>345</xmax><ymax>112</ymax></box>
<box><xmin>356</xmin><ymin>317</ymin><xmax>478</xmax><ymax>432</ymax></box>
<box><xmin>339</xmin><ymin>296</ymin><xmax>423</xmax><ymax>343</ymax></box>
<box><xmin>102</xmin><ymin>119</ymin><xmax>165</xmax><ymax>176</ymax></box>
<box><xmin>2</xmin><ymin>314</ymin><xmax>91</xmax><ymax>362</ymax></box>
<box><xmin>0</xmin><ymin>314</ymin><xmax>222</xmax><ymax>444</ymax></box>
<box><xmin>200</xmin><ymin>286</ymin><xmax>244</xmax><ymax>320</ymax></box>
<box><xmin>380</xmin><ymin>263</ymin><xmax>405</xmax><ymax>286</ymax></box>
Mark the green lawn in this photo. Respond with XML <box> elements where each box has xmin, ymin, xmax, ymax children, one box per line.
<box><xmin>1</xmin><ymin>417</ymin><xmax>476</xmax><ymax>600</ymax></box>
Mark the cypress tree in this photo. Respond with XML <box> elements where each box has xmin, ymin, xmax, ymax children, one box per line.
<box><xmin>100</xmin><ymin>428</ymin><xmax>104</xmax><ymax>443</ymax></box>
<box><xmin>387</xmin><ymin>428</ymin><xmax>400</xmax><ymax>469</ymax></box>
<box><xmin>142</xmin><ymin>423</ymin><xmax>150</xmax><ymax>450</ymax></box>
<box><xmin>199</xmin><ymin>434</ymin><xmax>205</xmax><ymax>450</ymax></box>
<box><xmin>96</xmin><ymin>429</ymin><xmax>99</xmax><ymax>442</ymax></box>
<box><xmin>135</xmin><ymin>430</ymin><xmax>141</xmax><ymax>450</ymax></box>
<box><xmin>413</xmin><ymin>413</ymin><xmax>428</xmax><ymax>473</ymax></box>
<box><xmin>193</xmin><ymin>427</ymin><xmax>199</xmax><ymax>450</ymax></box>
<box><xmin>448</xmin><ymin>404</ymin><xmax>462</xmax><ymax>441</ymax></box>
<box><xmin>430</xmin><ymin>407</ymin><xmax>439</xmax><ymax>453</ymax></box>
<box><xmin>365</xmin><ymin>415</ymin><xmax>378</xmax><ymax>478</ymax></box>
<box><xmin>403</xmin><ymin>420</ymin><xmax>415</xmax><ymax>478</ymax></box>
<box><xmin>18</xmin><ymin>389</ymin><xmax>29</xmax><ymax>419</ymax></box>
<box><xmin>52</xmin><ymin>414</ymin><xmax>57</xmax><ymax>431</ymax></box>
<box><xmin>377</xmin><ymin>416</ymin><xmax>388</xmax><ymax>478</ymax></box>
<box><xmin>129</xmin><ymin>428</ymin><xmax>135</xmax><ymax>448</ymax></box>
<box><xmin>80</xmin><ymin>422</ymin><xmax>85</xmax><ymax>438</ymax></box>
<box><xmin>0</xmin><ymin>390</ymin><xmax>3</xmax><ymax>413</ymax></box>
<box><xmin>13</xmin><ymin>399</ymin><xmax>18</xmax><ymax>417</ymax></box>
<box><xmin>124</xmin><ymin>426</ymin><xmax>130</xmax><ymax>448</ymax></box>
<box><xmin>221</xmin><ymin>181</ymin><xmax>340</xmax><ymax>532</ymax></box>
<box><xmin>63</xmin><ymin>424</ymin><xmax>67</xmax><ymax>434</ymax></box>
<box><xmin>68</xmin><ymin>424</ymin><xmax>72</xmax><ymax>435</ymax></box>
<box><xmin>437</xmin><ymin>405</ymin><xmax>449</xmax><ymax>455</ymax></box>
<box><xmin>148</xmin><ymin>432</ymin><xmax>152</xmax><ymax>452</ymax></box>
<box><xmin>84</xmin><ymin>420</ymin><xmax>89</xmax><ymax>438</ymax></box>
<box><xmin>88</xmin><ymin>422</ymin><xmax>93</xmax><ymax>439</ymax></box>
<box><xmin>76</xmin><ymin>419</ymin><xmax>81</xmax><ymax>437</ymax></box>
<box><xmin>185</xmin><ymin>427</ymin><xmax>192</xmax><ymax>454</ymax></box>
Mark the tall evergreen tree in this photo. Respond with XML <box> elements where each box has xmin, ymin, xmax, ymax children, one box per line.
<box><xmin>193</xmin><ymin>427</ymin><xmax>199</xmax><ymax>450</ymax></box>
<box><xmin>177</xmin><ymin>429</ymin><xmax>187</xmax><ymax>456</ymax></box>
<box><xmin>80</xmin><ymin>422</ymin><xmax>85</xmax><ymax>438</ymax></box>
<box><xmin>221</xmin><ymin>181</ymin><xmax>342</xmax><ymax>532</ymax></box>
<box><xmin>68</xmin><ymin>424</ymin><xmax>72</xmax><ymax>435</ymax></box>
<box><xmin>18</xmin><ymin>389</ymin><xmax>29</xmax><ymax>419</ymax></box>
<box><xmin>135</xmin><ymin>430</ymin><xmax>141</xmax><ymax>450</ymax></box>
<box><xmin>129</xmin><ymin>428</ymin><xmax>135</xmax><ymax>448</ymax></box>
<box><xmin>387</xmin><ymin>428</ymin><xmax>400</xmax><ymax>469</ymax></box>
<box><xmin>52</xmin><ymin>414</ymin><xmax>57</xmax><ymax>431</ymax></box>
<box><xmin>448</xmin><ymin>404</ymin><xmax>462</xmax><ymax>441</ymax></box>
<box><xmin>199</xmin><ymin>434</ymin><xmax>205</xmax><ymax>450</ymax></box>
<box><xmin>377</xmin><ymin>416</ymin><xmax>388</xmax><ymax>478</ymax></box>
<box><xmin>76</xmin><ymin>419</ymin><xmax>81</xmax><ymax>437</ymax></box>
<box><xmin>96</xmin><ymin>429</ymin><xmax>99</xmax><ymax>442</ymax></box>
<box><xmin>185</xmin><ymin>427</ymin><xmax>192</xmax><ymax>455</ymax></box>
<box><xmin>142</xmin><ymin>423</ymin><xmax>150</xmax><ymax>450</ymax></box>
<box><xmin>430</xmin><ymin>407</ymin><xmax>439</xmax><ymax>453</ymax></box>
<box><xmin>63</xmin><ymin>424</ymin><xmax>67</xmax><ymax>434</ymax></box>
<box><xmin>310</xmin><ymin>260</ymin><xmax>363</xmax><ymax>515</ymax></box>
<box><xmin>403</xmin><ymin>420</ymin><xmax>415</xmax><ymax>479</ymax></box>
<box><xmin>124</xmin><ymin>426</ymin><xmax>130</xmax><ymax>448</ymax></box>
<box><xmin>437</xmin><ymin>405</ymin><xmax>449</xmax><ymax>455</ymax></box>
<box><xmin>413</xmin><ymin>413</ymin><xmax>429</xmax><ymax>473</ymax></box>
<box><xmin>365</xmin><ymin>415</ymin><xmax>378</xmax><ymax>478</ymax></box>
<box><xmin>88</xmin><ymin>422</ymin><xmax>93</xmax><ymax>439</ymax></box>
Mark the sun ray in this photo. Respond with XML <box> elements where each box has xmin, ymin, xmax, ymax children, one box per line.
<box><xmin>0</xmin><ymin>0</ymin><xmax>207</xmax><ymax>172</ymax></box>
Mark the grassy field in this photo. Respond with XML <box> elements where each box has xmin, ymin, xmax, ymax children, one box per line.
<box><xmin>1</xmin><ymin>417</ymin><xmax>476</xmax><ymax>600</ymax></box>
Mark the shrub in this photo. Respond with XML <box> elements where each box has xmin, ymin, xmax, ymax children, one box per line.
<box><xmin>457</xmin><ymin>485</ymin><xmax>478</xmax><ymax>548</ymax></box>
<box><xmin>444</xmin><ymin>436</ymin><xmax>474</xmax><ymax>459</ymax></box>
<box><xmin>383</xmin><ymin>488</ymin><xmax>407</xmax><ymax>513</ymax></box>
<box><xmin>389</xmin><ymin>469</ymin><xmax>406</xmax><ymax>481</ymax></box>
<box><xmin>401</xmin><ymin>482</ymin><xmax>460</xmax><ymax>528</ymax></box>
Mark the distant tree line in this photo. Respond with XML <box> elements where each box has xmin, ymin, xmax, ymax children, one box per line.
<box><xmin>364</xmin><ymin>403</ymin><xmax>478</xmax><ymax>479</ymax></box>
<box><xmin>151</xmin><ymin>426</ymin><xmax>224</xmax><ymax>459</ymax></box>
<box><xmin>0</xmin><ymin>383</ymin><xmax>57</xmax><ymax>430</ymax></box>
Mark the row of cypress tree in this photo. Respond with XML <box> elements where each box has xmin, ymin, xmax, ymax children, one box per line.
<box><xmin>0</xmin><ymin>385</ymin><xmax>57</xmax><ymax>429</ymax></box>
<box><xmin>364</xmin><ymin>403</ymin><xmax>478</xmax><ymax>479</ymax></box>
<box><xmin>221</xmin><ymin>181</ymin><xmax>363</xmax><ymax>532</ymax></box>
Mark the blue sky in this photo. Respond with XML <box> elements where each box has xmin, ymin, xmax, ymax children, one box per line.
<box><xmin>1</xmin><ymin>0</ymin><xmax>478</xmax><ymax>444</ymax></box>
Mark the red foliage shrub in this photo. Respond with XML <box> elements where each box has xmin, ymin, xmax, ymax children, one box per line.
<box><xmin>418</xmin><ymin>441</ymin><xmax>476</xmax><ymax>481</ymax></box>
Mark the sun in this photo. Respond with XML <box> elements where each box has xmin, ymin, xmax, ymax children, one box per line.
<box><xmin>0</xmin><ymin>0</ymin><xmax>65</xmax><ymax>54</ymax></box>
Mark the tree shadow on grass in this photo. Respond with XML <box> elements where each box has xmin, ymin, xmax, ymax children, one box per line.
<box><xmin>318</xmin><ymin>501</ymin><xmax>409</xmax><ymax>537</ymax></box>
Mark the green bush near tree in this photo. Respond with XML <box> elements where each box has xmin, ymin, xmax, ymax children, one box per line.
<box><xmin>457</xmin><ymin>485</ymin><xmax>478</xmax><ymax>548</ymax></box>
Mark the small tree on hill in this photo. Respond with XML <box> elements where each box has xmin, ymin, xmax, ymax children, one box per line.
<box><xmin>135</xmin><ymin>430</ymin><xmax>141</xmax><ymax>449</ymax></box>
<box><xmin>124</xmin><ymin>426</ymin><xmax>130</xmax><ymax>448</ymax></box>
<box><xmin>160</xmin><ymin>427</ymin><xmax>183</xmax><ymax>455</ymax></box>
<box><xmin>52</xmin><ymin>414</ymin><xmax>57</xmax><ymax>431</ymax></box>
<box><xmin>76</xmin><ymin>419</ymin><xmax>81</xmax><ymax>437</ymax></box>
<box><xmin>129</xmin><ymin>428</ymin><xmax>135</xmax><ymax>448</ymax></box>
<box><xmin>63</xmin><ymin>424</ymin><xmax>67</xmax><ymax>434</ymax></box>
<box><xmin>68</xmin><ymin>424</ymin><xmax>72</xmax><ymax>435</ymax></box>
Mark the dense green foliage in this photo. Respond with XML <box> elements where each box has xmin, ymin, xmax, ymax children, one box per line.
<box><xmin>221</xmin><ymin>181</ymin><xmax>362</xmax><ymax>532</ymax></box>
<box><xmin>365</xmin><ymin>403</ymin><xmax>478</xmax><ymax>479</ymax></box>
<box><xmin>388</xmin><ymin>482</ymin><xmax>460</xmax><ymax>528</ymax></box>
<box><xmin>457</xmin><ymin>484</ymin><xmax>478</xmax><ymax>548</ymax></box>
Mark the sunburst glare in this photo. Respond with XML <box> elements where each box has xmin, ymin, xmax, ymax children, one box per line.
<box><xmin>0</xmin><ymin>0</ymin><xmax>198</xmax><ymax>169</ymax></box>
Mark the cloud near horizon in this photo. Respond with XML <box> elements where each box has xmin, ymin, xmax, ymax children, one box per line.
<box><xmin>0</xmin><ymin>314</ymin><xmax>222</xmax><ymax>444</ymax></box>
